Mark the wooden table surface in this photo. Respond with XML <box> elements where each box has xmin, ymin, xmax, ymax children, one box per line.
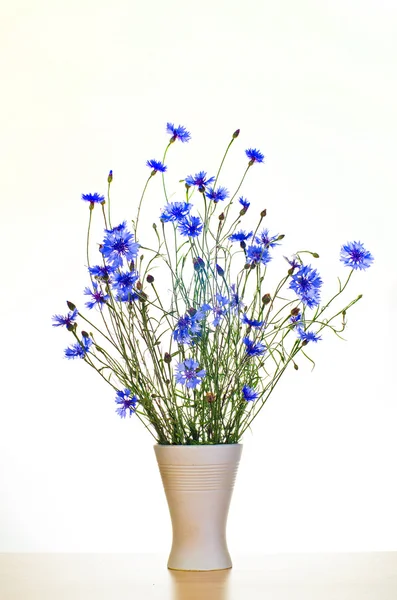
<box><xmin>1</xmin><ymin>553</ymin><xmax>396</xmax><ymax>599</ymax></box>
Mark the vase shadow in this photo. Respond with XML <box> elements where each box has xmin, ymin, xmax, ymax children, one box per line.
<box><xmin>169</xmin><ymin>567</ymin><xmax>231</xmax><ymax>600</ymax></box>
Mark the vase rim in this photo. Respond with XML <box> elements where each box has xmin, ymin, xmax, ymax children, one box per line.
<box><xmin>154</xmin><ymin>443</ymin><xmax>242</xmax><ymax>447</ymax></box>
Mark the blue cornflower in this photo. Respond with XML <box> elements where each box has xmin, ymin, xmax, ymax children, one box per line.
<box><xmin>100</xmin><ymin>222</ymin><xmax>140</xmax><ymax>268</ymax></box>
<box><xmin>205</xmin><ymin>186</ymin><xmax>229</xmax><ymax>203</ymax></box>
<box><xmin>173</xmin><ymin>313</ymin><xmax>202</xmax><ymax>344</ymax></box>
<box><xmin>112</xmin><ymin>271</ymin><xmax>140</xmax><ymax>302</ymax></box>
<box><xmin>239</xmin><ymin>197</ymin><xmax>250</xmax><ymax>212</ymax></box>
<box><xmin>290</xmin><ymin>311</ymin><xmax>302</xmax><ymax>325</ymax></box>
<box><xmin>243</xmin><ymin>336</ymin><xmax>266</xmax><ymax>357</ymax></box>
<box><xmin>297</xmin><ymin>328</ymin><xmax>322</xmax><ymax>343</ymax></box>
<box><xmin>289</xmin><ymin>265</ymin><xmax>322</xmax><ymax>309</ymax></box>
<box><xmin>216</xmin><ymin>263</ymin><xmax>225</xmax><ymax>276</ymax></box>
<box><xmin>193</xmin><ymin>303</ymin><xmax>212</xmax><ymax>321</ymax></box>
<box><xmin>166</xmin><ymin>122</ymin><xmax>191</xmax><ymax>143</ymax></box>
<box><xmin>245</xmin><ymin>148</ymin><xmax>265</xmax><ymax>164</ymax></box>
<box><xmin>241</xmin><ymin>313</ymin><xmax>264</xmax><ymax>328</ymax></box>
<box><xmin>255</xmin><ymin>229</ymin><xmax>279</xmax><ymax>248</ymax></box>
<box><xmin>160</xmin><ymin>202</ymin><xmax>192</xmax><ymax>223</ymax></box>
<box><xmin>193</xmin><ymin>256</ymin><xmax>206</xmax><ymax>272</ymax></box>
<box><xmin>242</xmin><ymin>385</ymin><xmax>259</xmax><ymax>402</ymax></box>
<box><xmin>81</xmin><ymin>192</ymin><xmax>105</xmax><ymax>205</ymax></box>
<box><xmin>175</xmin><ymin>358</ymin><xmax>206</xmax><ymax>389</ymax></box>
<box><xmin>246</xmin><ymin>244</ymin><xmax>272</xmax><ymax>266</ymax></box>
<box><xmin>88</xmin><ymin>265</ymin><xmax>116</xmax><ymax>280</ymax></box>
<box><xmin>84</xmin><ymin>283</ymin><xmax>109</xmax><ymax>310</ymax></box>
<box><xmin>185</xmin><ymin>171</ymin><xmax>215</xmax><ymax>191</ymax></box>
<box><xmin>64</xmin><ymin>336</ymin><xmax>92</xmax><ymax>359</ymax></box>
<box><xmin>285</xmin><ymin>255</ymin><xmax>300</xmax><ymax>272</ymax></box>
<box><xmin>229</xmin><ymin>230</ymin><xmax>253</xmax><ymax>243</ymax></box>
<box><xmin>146</xmin><ymin>159</ymin><xmax>167</xmax><ymax>173</ymax></box>
<box><xmin>52</xmin><ymin>308</ymin><xmax>78</xmax><ymax>329</ymax></box>
<box><xmin>340</xmin><ymin>241</ymin><xmax>373</xmax><ymax>271</ymax></box>
<box><xmin>115</xmin><ymin>389</ymin><xmax>138</xmax><ymax>418</ymax></box>
<box><xmin>211</xmin><ymin>294</ymin><xmax>229</xmax><ymax>327</ymax></box>
<box><xmin>229</xmin><ymin>283</ymin><xmax>244</xmax><ymax>313</ymax></box>
<box><xmin>178</xmin><ymin>216</ymin><xmax>203</xmax><ymax>238</ymax></box>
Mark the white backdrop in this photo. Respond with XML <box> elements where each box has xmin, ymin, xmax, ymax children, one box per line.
<box><xmin>1</xmin><ymin>0</ymin><xmax>396</xmax><ymax>553</ymax></box>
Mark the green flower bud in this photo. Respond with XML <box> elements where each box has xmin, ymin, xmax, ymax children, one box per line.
<box><xmin>67</xmin><ymin>301</ymin><xmax>76</xmax><ymax>311</ymax></box>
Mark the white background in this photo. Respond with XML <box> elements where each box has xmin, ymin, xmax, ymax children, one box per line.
<box><xmin>0</xmin><ymin>0</ymin><xmax>396</xmax><ymax>553</ymax></box>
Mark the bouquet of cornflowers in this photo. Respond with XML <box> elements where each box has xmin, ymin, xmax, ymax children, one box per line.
<box><xmin>53</xmin><ymin>123</ymin><xmax>373</xmax><ymax>445</ymax></box>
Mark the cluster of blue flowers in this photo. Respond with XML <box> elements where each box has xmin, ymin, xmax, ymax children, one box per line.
<box><xmin>54</xmin><ymin>120</ymin><xmax>375</xmax><ymax>427</ymax></box>
<box><xmin>53</xmin><ymin>220</ymin><xmax>142</xmax><ymax>365</ymax></box>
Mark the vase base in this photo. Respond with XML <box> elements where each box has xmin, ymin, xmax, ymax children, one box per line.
<box><xmin>168</xmin><ymin>565</ymin><xmax>232</xmax><ymax>572</ymax></box>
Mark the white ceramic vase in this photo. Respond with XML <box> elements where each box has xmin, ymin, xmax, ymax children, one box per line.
<box><xmin>154</xmin><ymin>444</ymin><xmax>242</xmax><ymax>571</ymax></box>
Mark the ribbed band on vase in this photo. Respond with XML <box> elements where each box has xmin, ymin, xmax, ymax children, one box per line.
<box><xmin>157</xmin><ymin>463</ymin><xmax>239</xmax><ymax>492</ymax></box>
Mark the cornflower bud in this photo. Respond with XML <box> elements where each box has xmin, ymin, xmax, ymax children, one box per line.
<box><xmin>136</xmin><ymin>281</ymin><xmax>142</xmax><ymax>290</ymax></box>
<box><xmin>260</xmin><ymin>209</ymin><xmax>267</xmax><ymax>218</ymax></box>
<box><xmin>262</xmin><ymin>293</ymin><xmax>271</xmax><ymax>305</ymax></box>
<box><xmin>233</xmin><ymin>129</ymin><xmax>240</xmax><ymax>138</ymax></box>
<box><xmin>244</xmin><ymin>263</ymin><xmax>250</xmax><ymax>269</ymax></box>
<box><xmin>164</xmin><ymin>353</ymin><xmax>172</xmax><ymax>364</ymax></box>
<box><xmin>312</xmin><ymin>252</ymin><xmax>320</xmax><ymax>258</ymax></box>
<box><xmin>293</xmin><ymin>362</ymin><xmax>299</xmax><ymax>370</ymax></box>
<box><xmin>81</xmin><ymin>330</ymin><xmax>89</xmax><ymax>338</ymax></box>
<box><xmin>278</xmin><ymin>234</ymin><xmax>285</xmax><ymax>241</ymax></box>
<box><xmin>193</xmin><ymin>257</ymin><xmax>205</xmax><ymax>272</ymax></box>
<box><xmin>146</xmin><ymin>274</ymin><xmax>154</xmax><ymax>283</ymax></box>
<box><xmin>216</xmin><ymin>264</ymin><xmax>224</xmax><ymax>276</ymax></box>
<box><xmin>107</xmin><ymin>170</ymin><xmax>113</xmax><ymax>183</ymax></box>
<box><xmin>219</xmin><ymin>212</ymin><xmax>225</xmax><ymax>221</ymax></box>
<box><xmin>138</xmin><ymin>292</ymin><xmax>148</xmax><ymax>302</ymax></box>
<box><xmin>291</xmin><ymin>307</ymin><xmax>300</xmax><ymax>316</ymax></box>
<box><xmin>67</xmin><ymin>301</ymin><xmax>76</xmax><ymax>311</ymax></box>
